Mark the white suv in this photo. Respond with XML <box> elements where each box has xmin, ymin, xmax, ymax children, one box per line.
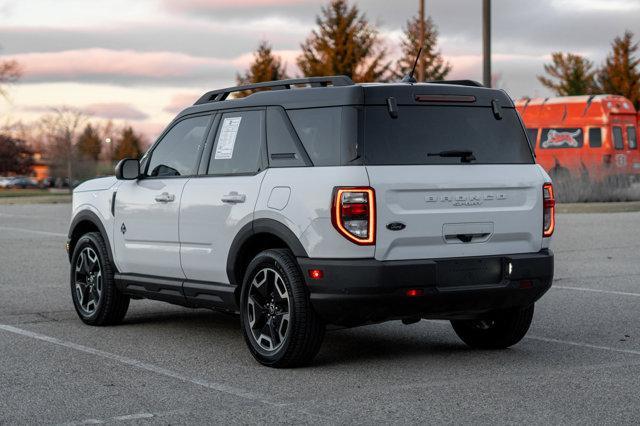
<box><xmin>67</xmin><ymin>76</ymin><xmax>555</xmax><ymax>367</ymax></box>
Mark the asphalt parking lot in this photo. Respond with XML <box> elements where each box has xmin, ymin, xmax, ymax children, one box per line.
<box><xmin>0</xmin><ymin>203</ymin><xmax>639</xmax><ymax>424</ymax></box>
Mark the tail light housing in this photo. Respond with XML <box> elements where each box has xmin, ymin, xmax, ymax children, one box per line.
<box><xmin>332</xmin><ymin>187</ymin><xmax>375</xmax><ymax>245</ymax></box>
<box><xmin>603</xmin><ymin>154</ymin><xmax>612</xmax><ymax>167</ymax></box>
<box><xmin>543</xmin><ymin>183</ymin><xmax>555</xmax><ymax>237</ymax></box>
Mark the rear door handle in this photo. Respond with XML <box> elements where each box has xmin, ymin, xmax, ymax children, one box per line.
<box><xmin>221</xmin><ymin>192</ymin><xmax>246</xmax><ymax>204</ymax></box>
<box><xmin>155</xmin><ymin>192</ymin><xmax>175</xmax><ymax>203</ymax></box>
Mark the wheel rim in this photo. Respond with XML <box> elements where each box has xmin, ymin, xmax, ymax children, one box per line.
<box><xmin>74</xmin><ymin>247</ymin><xmax>103</xmax><ymax>316</ymax></box>
<box><xmin>246</xmin><ymin>268</ymin><xmax>291</xmax><ymax>353</ymax></box>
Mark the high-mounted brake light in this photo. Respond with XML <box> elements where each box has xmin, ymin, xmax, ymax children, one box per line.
<box><xmin>543</xmin><ymin>183</ymin><xmax>555</xmax><ymax>238</ymax></box>
<box><xmin>332</xmin><ymin>187</ymin><xmax>376</xmax><ymax>245</ymax></box>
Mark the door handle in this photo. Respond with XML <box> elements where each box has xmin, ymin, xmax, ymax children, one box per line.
<box><xmin>221</xmin><ymin>192</ymin><xmax>246</xmax><ymax>204</ymax></box>
<box><xmin>155</xmin><ymin>192</ymin><xmax>175</xmax><ymax>203</ymax></box>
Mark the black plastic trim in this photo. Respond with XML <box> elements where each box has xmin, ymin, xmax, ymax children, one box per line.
<box><xmin>226</xmin><ymin>218</ymin><xmax>308</xmax><ymax>287</ymax></box>
<box><xmin>68</xmin><ymin>210</ymin><xmax>114</xmax><ymax>264</ymax></box>
<box><xmin>114</xmin><ymin>273</ymin><xmax>237</xmax><ymax>311</ymax></box>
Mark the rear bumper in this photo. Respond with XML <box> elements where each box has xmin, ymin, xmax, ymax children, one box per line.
<box><xmin>298</xmin><ymin>250</ymin><xmax>554</xmax><ymax>326</ymax></box>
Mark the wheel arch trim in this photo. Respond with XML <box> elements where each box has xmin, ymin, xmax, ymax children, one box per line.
<box><xmin>227</xmin><ymin>218</ymin><xmax>308</xmax><ymax>287</ymax></box>
<box><xmin>68</xmin><ymin>209</ymin><xmax>114</xmax><ymax>265</ymax></box>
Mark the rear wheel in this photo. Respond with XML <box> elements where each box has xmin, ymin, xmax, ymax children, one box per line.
<box><xmin>451</xmin><ymin>304</ymin><xmax>534</xmax><ymax>349</ymax></box>
<box><xmin>70</xmin><ymin>232</ymin><xmax>130</xmax><ymax>326</ymax></box>
<box><xmin>240</xmin><ymin>249</ymin><xmax>325</xmax><ymax>367</ymax></box>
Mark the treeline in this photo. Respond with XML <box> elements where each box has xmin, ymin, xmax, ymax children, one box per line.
<box><xmin>2</xmin><ymin>108</ymin><xmax>145</xmax><ymax>183</ymax></box>
<box><xmin>236</xmin><ymin>0</ymin><xmax>451</xmax><ymax>90</ymax></box>
<box><xmin>538</xmin><ymin>31</ymin><xmax>640</xmax><ymax>107</ymax></box>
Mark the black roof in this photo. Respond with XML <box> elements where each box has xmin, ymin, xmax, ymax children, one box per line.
<box><xmin>176</xmin><ymin>76</ymin><xmax>514</xmax><ymax>120</ymax></box>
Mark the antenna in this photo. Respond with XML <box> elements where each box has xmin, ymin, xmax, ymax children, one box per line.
<box><xmin>401</xmin><ymin>47</ymin><xmax>422</xmax><ymax>83</ymax></box>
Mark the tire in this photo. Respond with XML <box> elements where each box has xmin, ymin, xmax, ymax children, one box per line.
<box><xmin>240</xmin><ymin>249</ymin><xmax>325</xmax><ymax>368</ymax></box>
<box><xmin>451</xmin><ymin>304</ymin><xmax>534</xmax><ymax>349</ymax></box>
<box><xmin>70</xmin><ymin>232</ymin><xmax>130</xmax><ymax>326</ymax></box>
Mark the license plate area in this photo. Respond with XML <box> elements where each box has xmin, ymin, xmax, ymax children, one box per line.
<box><xmin>436</xmin><ymin>258</ymin><xmax>504</xmax><ymax>287</ymax></box>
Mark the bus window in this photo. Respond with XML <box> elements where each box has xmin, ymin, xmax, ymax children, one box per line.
<box><xmin>627</xmin><ymin>126</ymin><xmax>637</xmax><ymax>149</ymax></box>
<box><xmin>526</xmin><ymin>128</ymin><xmax>538</xmax><ymax>149</ymax></box>
<box><xmin>588</xmin><ymin>128</ymin><xmax>602</xmax><ymax>148</ymax></box>
<box><xmin>540</xmin><ymin>128</ymin><xmax>583</xmax><ymax>149</ymax></box>
<box><xmin>613</xmin><ymin>127</ymin><xmax>624</xmax><ymax>150</ymax></box>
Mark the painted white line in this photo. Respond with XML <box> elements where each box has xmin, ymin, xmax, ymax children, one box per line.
<box><xmin>554</xmin><ymin>285</ymin><xmax>640</xmax><ymax>298</ymax></box>
<box><xmin>62</xmin><ymin>411</ymin><xmax>181</xmax><ymax>425</ymax></box>
<box><xmin>527</xmin><ymin>335</ymin><xmax>640</xmax><ymax>357</ymax></box>
<box><xmin>0</xmin><ymin>324</ymin><xmax>276</xmax><ymax>407</ymax></box>
<box><xmin>0</xmin><ymin>226</ymin><xmax>66</xmax><ymax>238</ymax></box>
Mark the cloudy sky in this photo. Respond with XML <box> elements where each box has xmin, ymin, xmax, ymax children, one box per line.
<box><xmin>1</xmin><ymin>0</ymin><xmax>638</xmax><ymax>141</ymax></box>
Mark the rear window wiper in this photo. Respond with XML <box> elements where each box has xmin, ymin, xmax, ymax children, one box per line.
<box><xmin>427</xmin><ymin>150</ymin><xmax>476</xmax><ymax>163</ymax></box>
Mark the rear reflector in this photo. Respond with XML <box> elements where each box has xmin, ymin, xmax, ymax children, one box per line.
<box><xmin>332</xmin><ymin>187</ymin><xmax>376</xmax><ymax>245</ymax></box>
<box><xmin>405</xmin><ymin>288</ymin><xmax>424</xmax><ymax>297</ymax></box>
<box><xmin>543</xmin><ymin>183</ymin><xmax>555</xmax><ymax>238</ymax></box>
<box><xmin>308</xmin><ymin>269</ymin><xmax>323</xmax><ymax>280</ymax></box>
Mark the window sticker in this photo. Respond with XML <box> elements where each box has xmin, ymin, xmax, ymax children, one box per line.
<box><xmin>214</xmin><ymin>117</ymin><xmax>242</xmax><ymax>159</ymax></box>
<box><xmin>540</xmin><ymin>128</ymin><xmax>582</xmax><ymax>149</ymax></box>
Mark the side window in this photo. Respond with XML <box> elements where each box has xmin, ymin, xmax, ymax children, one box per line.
<box><xmin>288</xmin><ymin>107</ymin><xmax>342</xmax><ymax>166</ymax></box>
<box><xmin>147</xmin><ymin>115</ymin><xmax>211</xmax><ymax>177</ymax></box>
<box><xmin>526</xmin><ymin>128</ymin><xmax>538</xmax><ymax>149</ymax></box>
<box><xmin>627</xmin><ymin>126</ymin><xmax>637</xmax><ymax>149</ymax></box>
<box><xmin>540</xmin><ymin>128</ymin><xmax>583</xmax><ymax>149</ymax></box>
<box><xmin>266</xmin><ymin>107</ymin><xmax>307</xmax><ymax>167</ymax></box>
<box><xmin>588</xmin><ymin>128</ymin><xmax>603</xmax><ymax>148</ymax></box>
<box><xmin>612</xmin><ymin>127</ymin><xmax>624</xmax><ymax>150</ymax></box>
<box><xmin>208</xmin><ymin>110</ymin><xmax>264</xmax><ymax>175</ymax></box>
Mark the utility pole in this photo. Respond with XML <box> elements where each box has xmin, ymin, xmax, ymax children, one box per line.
<box><xmin>418</xmin><ymin>0</ymin><xmax>425</xmax><ymax>82</ymax></box>
<box><xmin>482</xmin><ymin>0</ymin><xmax>491</xmax><ymax>87</ymax></box>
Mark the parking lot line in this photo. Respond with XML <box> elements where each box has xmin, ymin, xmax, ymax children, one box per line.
<box><xmin>0</xmin><ymin>226</ymin><xmax>66</xmax><ymax>238</ymax></box>
<box><xmin>0</xmin><ymin>324</ymin><xmax>277</xmax><ymax>407</ymax></box>
<box><xmin>554</xmin><ymin>285</ymin><xmax>640</xmax><ymax>298</ymax></box>
<box><xmin>527</xmin><ymin>335</ymin><xmax>640</xmax><ymax>357</ymax></box>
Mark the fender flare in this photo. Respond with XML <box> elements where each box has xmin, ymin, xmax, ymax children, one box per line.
<box><xmin>226</xmin><ymin>218</ymin><xmax>308</xmax><ymax>286</ymax></box>
<box><xmin>68</xmin><ymin>210</ymin><xmax>114</xmax><ymax>263</ymax></box>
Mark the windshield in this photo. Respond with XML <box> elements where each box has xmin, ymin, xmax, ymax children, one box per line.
<box><xmin>363</xmin><ymin>106</ymin><xmax>534</xmax><ymax>165</ymax></box>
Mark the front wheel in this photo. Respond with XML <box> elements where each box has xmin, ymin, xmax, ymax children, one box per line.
<box><xmin>70</xmin><ymin>232</ymin><xmax>130</xmax><ymax>326</ymax></box>
<box><xmin>240</xmin><ymin>249</ymin><xmax>325</xmax><ymax>367</ymax></box>
<box><xmin>451</xmin><ymin>304</ymin><xmax>534</xmax><ymax>349</ymax></box>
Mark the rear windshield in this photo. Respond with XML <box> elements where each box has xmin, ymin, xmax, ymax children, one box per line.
<box><xmin>363</xmin><ymin>106</ymin><xmax>533</xmax><ymax>165</ymax></box>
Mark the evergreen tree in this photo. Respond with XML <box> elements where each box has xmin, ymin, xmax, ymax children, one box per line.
<box><xmin>76</xmin><ymin>124</ymin><xmax>102</xmax><ymax>161</ymax></box>
<box><xmin>297</xmin><ymin>0</ymin><xmax>391</xmax><ymax>83</ymax></box>
<box><xmin>114</xmin><ymin>126</ymin><xmax>143</xmax><ymax>160</ymax></box>
<box><xmin>236</xmin><ymin>41</ymin><xmax>289</xmax><ymax>97</ymax></box>
<box><xmin>395</xmin><ymin>15</ymin><xmax>451</xmax><ymax>81</ymax></box>
<box><xmin>538</xmin><ymin>52</ymin><xmax>599</xmax><ymax>96</ymax></box>
<box><xmin>597</xmin><ymin>31</ymin><xmax>640</xmax><ymax>108</ymax></box>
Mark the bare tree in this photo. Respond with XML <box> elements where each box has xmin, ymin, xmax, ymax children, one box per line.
<box><xmin>39</xmin><ymin>107</ymin><xmax>87</xmax><ymax>190</ymax></box>
<box><xmin>0</xmin><ymin>56</ymin><xmax>21</xmax><ymax>98</ymax></box>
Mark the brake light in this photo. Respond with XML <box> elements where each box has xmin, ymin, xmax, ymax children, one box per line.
<box><xmin>332</xmin><ymin>187</ymin><xmax>376</xmax><ymax>245</ymax></box>
<box><xmin>543</xmin><ymin>183</ymin><xmax>555</xmax><ymax>238</ymax></box>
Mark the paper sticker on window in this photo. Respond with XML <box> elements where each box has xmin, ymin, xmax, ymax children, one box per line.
<box><xmin>214</xmin><ymin>117</ymin><xmax>242</xmax><ymax>159</ymax></box>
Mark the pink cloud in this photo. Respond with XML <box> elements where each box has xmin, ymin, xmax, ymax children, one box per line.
<box><xmin>6</xmin><ymin>48</ymin><xmax>232</xmax><ymax>80</ymax></box>
<box><xmin>163</xmin><ymin>0</ymin><xmax>311</xmax><ymax>12</ymax></box>
<box><xmin>163</xmin><ymin>93</ymin><xmax>201</xmax><ymax>114</ymax></box>
<box><xmin>84</xmin><ymin>103</ymin><xmax>148</xmax><ymax>120</ymax></box>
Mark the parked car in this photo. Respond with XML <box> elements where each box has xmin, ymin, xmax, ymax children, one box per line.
<box><xmin>516</xmin><ymin>95</ymin><xmax>639</xmax><ymax>185</ymax></box>
<box><xmin>2</xmin><ymin>176</ymin><xmax>39</xmax><ymax>189</ymax></box>
<box><xmin>67</xmin><ymin>76</ymin><xmax>555</xmax><ymax>367</ymax></box>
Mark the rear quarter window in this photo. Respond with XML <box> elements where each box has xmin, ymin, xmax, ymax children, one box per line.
<box><xmin>540</xmin><ymin>128</ymin><xmax>583</xmax><ymax>149</ymax></box>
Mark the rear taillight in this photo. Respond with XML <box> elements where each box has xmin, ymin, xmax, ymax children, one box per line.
<box><xmin>332</xmin><ymin>187</ymin><xmax>375</xmax><ymax>245</ymax></box>
<box><xmin>603</xmin><ymin>154</ymin><xmax>613</xmax><ymax>166</ymax></box>
<box><xmin>543</xmin><ymin>183</ymin><xmax>555</xmax><ymax>238</ymax></box>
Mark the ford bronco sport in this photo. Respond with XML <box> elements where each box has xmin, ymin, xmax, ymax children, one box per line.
<box><xmin>67</xmin><ymin>76</ymin><xmax>555</xmax><ymax>367</ymax></box>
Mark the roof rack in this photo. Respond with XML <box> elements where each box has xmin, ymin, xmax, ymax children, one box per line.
<box><xmin>426</xmin><ymin>80</ymin><xmax>484</xmax><ymax>88</ymax></box>
<box><xmin>194</xmin><ymin>75</ymin><xmax>355</xmax><ymax>105</ymax></box>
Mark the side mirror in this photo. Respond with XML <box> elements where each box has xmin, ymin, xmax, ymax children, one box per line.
<box><xmin>115</xmin><ymin>158</ymin><xmax>140</xmax><ymax>180</ymax></box>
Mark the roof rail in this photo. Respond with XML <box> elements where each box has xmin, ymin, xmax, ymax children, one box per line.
<box><xmin>426</xmin><ymin>80</ymin><xmax>484</xmax><ymax>88</ymax></box>
<box><xmin>194</xmin><ymin>75</ymin><xmax>355</xmax><ymax>105</ymax></box>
